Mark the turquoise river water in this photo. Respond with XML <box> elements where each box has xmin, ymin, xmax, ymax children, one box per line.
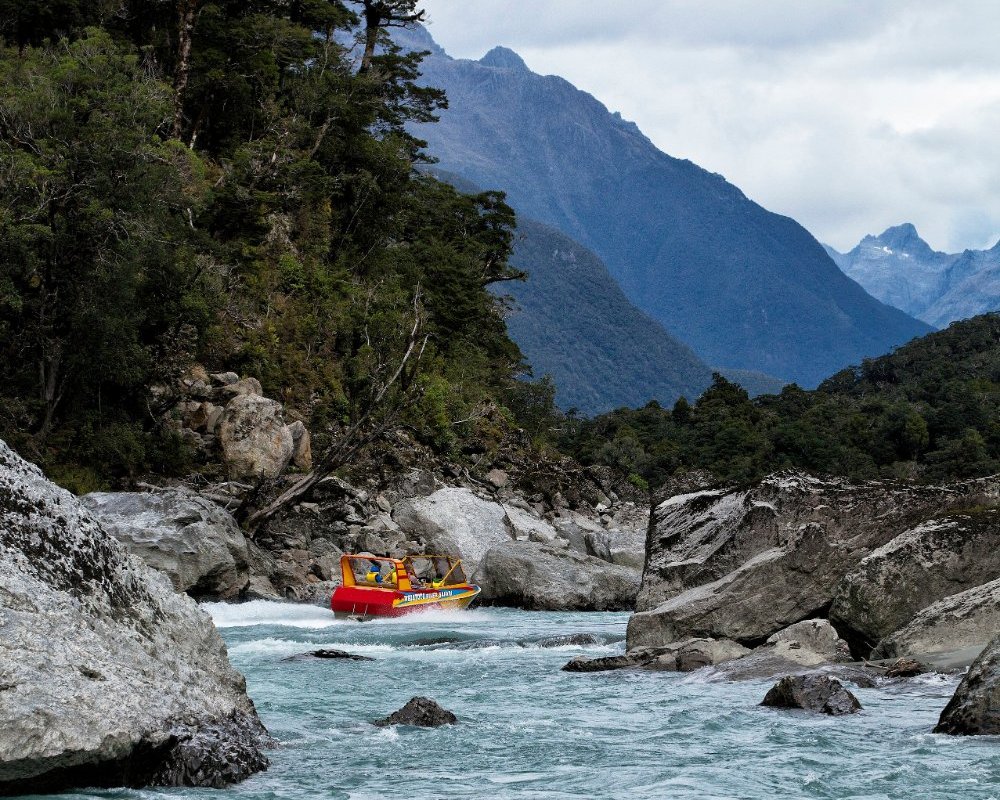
<box><xmin>33</xmin><ymin>601</ymin><xmax>1000</xmax><ymax>799</ymax></box>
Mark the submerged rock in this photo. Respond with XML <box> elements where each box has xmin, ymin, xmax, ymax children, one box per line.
<box><xmin>761</xmin><ymin>675</ymin><xmax>862</xmax><ymax>716</ymax></box>
<box><xmin>283</xmin><ymin>649</ymin><xmax>374</xmax><ymax>662</ymax></box>
<box><xmin>473</xmin><ymin>540</ymin><xmax>640</xmax><ymax>611</ymax></box>
<box><xmin>374</xmin><ymin>697</ymin><xmax>457</xmax><ymax>727</ymax></box>
<box><xmin>81</xmin><ymin>488</ymin><xmax>250</xmax><ymax>599</ymax></box>
<box><xmin>562</xmin><ymin>638</ymin><xmax>749</xmax><ymax>673</ymax></box>
<box><xmin>535</xmin><ymin>633</ymin><xmax>600</xmax><ymax>648</ymax></box>
<box><xmin>935</xmin><ymin>633</ymin><xmax>1000</xmax><ymax>735</ymax></box>
<box><xmin>562</xmin><ymin>652</ymin><xmax>648</xmax><ymax>672</ymax></box>
<box><xmin>0</xmin><ymin>439</ymin><xmax>269</xmax><ymax>794</ymax></box>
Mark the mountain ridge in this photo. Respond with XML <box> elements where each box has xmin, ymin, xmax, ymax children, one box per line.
<box><xmin>827</xmin><ymin>225</ymin><xmax>1000</xmax><ymax>327</ymax></box>
<box><xmin>398</xmin><ymin>28</ymin><xmax>932</xmax><ymax>386</ymax></box>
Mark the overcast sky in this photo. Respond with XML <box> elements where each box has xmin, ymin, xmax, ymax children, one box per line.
<box><xmin>418</xmin><ymin>0</ymin><xmax>1000</xmax><ymax>253</ymax></box>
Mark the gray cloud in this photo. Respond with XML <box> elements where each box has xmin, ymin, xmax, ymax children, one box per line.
<box><xmin>420</xmin><ymin>0</ymin><xmax>1000</xmax><ymax>252</ymax></box>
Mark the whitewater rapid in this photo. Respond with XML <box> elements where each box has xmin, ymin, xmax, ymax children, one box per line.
<box><xmin>46</xmin><ymin>602</ymin><xmax>1000</xmax><ymax>799</ymax></box>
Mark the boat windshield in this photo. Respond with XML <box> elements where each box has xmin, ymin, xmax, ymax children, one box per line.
<box><xmin>344</xmin><ymin>556</ymin><xmax>402</xmax><ymax>587</ymax></box>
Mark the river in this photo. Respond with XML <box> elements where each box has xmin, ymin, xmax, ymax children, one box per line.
<box><xmin>37</xmin><ymin>601</ymin><xmax>1000</xmax><ymax>799</ymax></box>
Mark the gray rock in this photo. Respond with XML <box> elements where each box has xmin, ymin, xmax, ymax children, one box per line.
<box><xmin>391</xmin><ymin>469</ymin><xmax>439</xmax><ymax>500</ymax></box>
<box><xmin>934</xmin><ymin>633</ymin><xmax>1000</xmax><ymax>734</ymax></box>
<box><xmin>81</xmin><ymin>489</ymin><xmax>250</xmax><ymax>599</ymax></box>
<box><xmin>486</xmin><ymin>468</ymin><xmax>509</xmax><ymax>488</ymax></box>
<box><xmin>244</xmin><ymin>574</ymin><xmax>282</xmax><ymax>601</ymax></box>
<box><xmin>604</xmin><ymin>527</ymin><xmax>646</xmax><ymax>570</ymax></box>
<box><xmin>872</xmin><ymin>577</ymin><xmax>1000</xmax><ymax>661</ymax></box>
<box><xmin>761</xmin><ymin>675</ymin><xmax>862</xmax><ymax>715</ymax></box>
<box><xmin>884</xmin><ymin>658</ymin><xmax>926</xmax><ymax>678</ymax></box>
<box><xmin>0</xmin><ymin>439</ymin><xmax>269</xmax><ymax>793</ymax></box>
<box><xmin>210</xmin><ymin>371</ymin><xmax>240</xmax><ymax>386</ymax></box>
<box><xmin>562</xmin><ymin>638</ymin><xmax>749</xmax><ymax>673</ymax></box>
<box><xmin>629</xmin><ymin>471</ymin><xmax>997</xmax><ymax>650</ymax></box>
<box><xmin>282</xmin><ymin>649</ymin><xmax>374</xmax><ymax>662</ymax></box>
<box><xmin>535</xmin><ymin>633</ymin><xmax>600</xmax><ymax>647</ymax></box>
<box><xmin>392</xmin><ymin>487</ymin><xmax>514</xmax><ymax>576</ymax></box>
<box><xmin>286</xmin><ymin>420</ymin><xmax>312</xmax><ymax>471</ymax></box>
<box><xmin>185</xmin><ymin>402</ymin><xmax>220</xmax><ymax>433</ymax></box>
<box><xmin>374</xmin><ymin>697</ymin><xmax>456</xmax><ymax>727</ymax></box>
<box><xmin>764</xmin><ymin>620</ymin><xmax>852</xmax><ymax>666</ymax></box>
<box><xmin>563</xmin><ymin>653</ymin><xmax>644</xmax><ymax>672</ymax></box>
<box><xmin>287</xmin><ymin>580</ymin><xmax>340</xmax><ymax>607</ymax></box>
<box><xmin>218</xmin><ymin>394</ymin><xmax>294</xmax><ymax>480</ymax></box>
<box><xmin>829</xmin><ymin>512</ymin><xmax>1000</xmax><ymax>654</ymax></box>
<box><xmin>701</xmin><ymin>620</ymin><xmax>853</xmax><ymax>681</ymax></box>
<box><xmin>648</xmin><ymin>638</ymin><xmax>752</xmax><ymax>672</ymax></box>
<box><xmin>473</xmin><ymin>541</ymin><xmax>640</xmax><ymax>611</ymax></box>
<box><xmin>216</xmin><ymin>376</ymin><xmax>263</xmax><ymax>398</ymax></box>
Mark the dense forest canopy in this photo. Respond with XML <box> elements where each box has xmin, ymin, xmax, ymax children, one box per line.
<box><xmin>2</xmin><ymin>0</ymin><xmax>999</xmax><ymax>497</ymax></box>
<box><xmin>0</xmin><ymin>0</ymin><xmax>530</xmax><ymax>489</ymax></box>
<box><xmin>560</xmin><ymin>314</ymin><xmax>1000</xmax><ymax>489</ymax></box>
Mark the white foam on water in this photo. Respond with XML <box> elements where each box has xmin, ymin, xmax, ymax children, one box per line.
<box><xmin>365</xmin><ymin>606</ymin><xmax>499</xmax><ymax>626</ymax></box>
<box><xmin>203</xmin><ymin>600</ymin><xmax>340</xmax><ymax>629</ymax></box>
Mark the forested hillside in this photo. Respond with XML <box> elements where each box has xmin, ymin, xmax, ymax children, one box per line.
<box><xmin>561</xmin><ymin>314</ymin><xmax>1000</xmax><ymax>488</ymax></box>
<box><xmin>0</xmin><ymin>1</ymin><xmax>537</xmax><ymax>489</ymax></box>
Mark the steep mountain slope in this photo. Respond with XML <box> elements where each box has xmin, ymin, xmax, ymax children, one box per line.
<box><xmin>923</xmin><ymin>241</ymin><xmax>1000</xmax><ymax>327</ymax></box>
<box><xmin>505</xmin><ymin>218</ymin><xmax>713</xmax><ymax>413</ymax></box>
<box><xmin>400</xmin><ymin>30</ymin><xmax>931</xmax><ymax>386</ymax></box>
<box><xmin>828</xmin><ymin>224</ymin><xmax>1000</xmax><ymax>327</ymax></box>
<box><xmin>824</xmin><ymin>224</ymin><xmax>954</xmax><ymax>319</ymax></box>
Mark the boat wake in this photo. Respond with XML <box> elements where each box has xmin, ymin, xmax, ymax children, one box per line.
<box><xmin>203</xmin><ymin>600</ymin><xmax>341</xmax><ymax>629</ymax></box>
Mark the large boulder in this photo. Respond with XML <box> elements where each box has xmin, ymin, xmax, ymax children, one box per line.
<box><xmin>872</xmin><ymin>578</ymin><xmax>1000</xmax><ymax>664</ymax></box>
<box><xmin>708</xmin><ymin>619</ymin><xmax>854</xmax><ymax>681</ymax></box>
<box><xmin>629</xmin><ymin>471</ymin><xmax>997</xmax><ymax>650</ymax></box>
<box><xmin>0</xmin><ymin>440</ymin><xmax>269</xmax><ymax>793</ymax></box>
<box><xmin>217</xmin><ymin>394</ymin><xmax>294</xmax><ymax>480</ymax></box>
<box><xmin>472</xmin><ymin>540</ymin><xmax>640</xmax><ymax>611</ymax></box>
<box><xmin>935</xmin><ymin>633</ymin><xmax>1000</xmax><ymax>734</ymax></box>
<box><xmin>829</xmin><ymin>512</ymin><xmax>1000</xmax><ymax>654</ymax></box>
<box><xmin>81</xmin><ymin>489</ymin><xmax>250</xmax><ymax>599</ymax></box>
<box><xmin>392</xmin><ymin>488</ymin><xmax>516</xmax><ymax>575</ymax></box>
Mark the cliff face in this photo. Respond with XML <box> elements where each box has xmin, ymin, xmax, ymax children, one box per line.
<box><xmin>630</xmin><ymin>471</ymin><xmax>1000</xmax><ymax>660</ymax></box>
<box><xmin>0</xmin><ymin>440</ymin><xmax>269</xmax><ymax>794</ymax></box>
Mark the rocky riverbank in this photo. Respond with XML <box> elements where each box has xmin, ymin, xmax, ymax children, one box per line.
<box><xmin>627</xmin><ymin>471</ymin><xmax>1000</xmax><ymax>661</ymax></box>
<box><xmin>0</xmin><ymin>440</ymin><xmax>270</xmax><ymax>794</ymax></box>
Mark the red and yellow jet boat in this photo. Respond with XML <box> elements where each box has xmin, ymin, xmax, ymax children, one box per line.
<box><xmin>330</xmin><ymin>553</ymin><xmax>481</xmax><ymax>620</ymax></box>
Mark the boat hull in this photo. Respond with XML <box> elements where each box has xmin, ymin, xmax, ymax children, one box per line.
<box><xmin>330</xmin><ymin>584</ymin><xmax>480</xmax><ymax>620</ymax></box>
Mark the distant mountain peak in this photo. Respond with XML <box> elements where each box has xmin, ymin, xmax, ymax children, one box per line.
<box><xmin>877</xmin><ymin>223</ymin><xmax>931</xmax><ymax>253</ymax></box>
<box><xmin>854</xmin><ymin>222</ymin><xmax>935</xmax><ymax>260</ymax></box>
<box><xmin>479</xmin><ymin>46</ymin><xmax>528</xmax><ymax>71</ymax></box>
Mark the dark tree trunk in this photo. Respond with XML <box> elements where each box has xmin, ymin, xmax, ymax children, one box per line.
<box><xmin>172</xmin><ymin>0</ymin><xmax>200</xmax><ymax>139</ymax></box>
